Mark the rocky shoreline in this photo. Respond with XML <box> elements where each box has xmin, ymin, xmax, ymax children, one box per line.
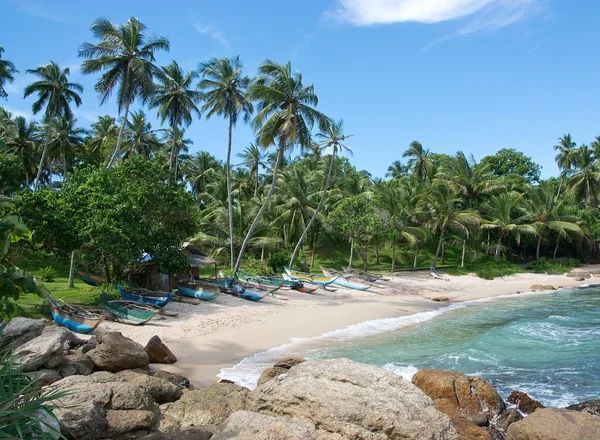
<box><xmin>1</xmin><ymin>317</ymin><xmax>599</xmax><ymax>440</ymax></box>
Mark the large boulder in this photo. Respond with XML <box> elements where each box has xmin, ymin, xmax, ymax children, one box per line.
<box><xmin>494</xmin><ymin>408</ymin><xmax>523</xmax><ymax>432</ymax></box>
<box><xmin>12</xmin><ymin>327</ymin><xmax>74</xmax><ymax>372</ymax></box>
<box><xmin>248</xmin><ymin>358</ymin><xmax>458</xmax><ymax>440</ymax></box>
<box><xmin>566</xmin><ymin>399</ymin><xmax>600</xmax><ymax>416</ymax></box>
<box><xmin>153</xmin><ymin>370</ymin><xmax>190</xmax><ymax>389</ymax></box>
<box><xmin>118</xmin><ymin>370</ymin><xmax>182</xmax><ymax>404</ymax></box>
<box><xmin>506</xmin><ymin>408</ymin><xmax>600</xmax><ymax>440</ymax></box>
<box><xmin>58</xmin><ymin>352</ymin><xmax>95</xmax><ymax>378</ymax></box>
<box><xmin>139</xmin><ymin>428</ymin><xmax>212</xmax><ymax>440</ymax></box>
<box><xmin>87</xmin><ymin>332</ymin><xmax>149</xmax><ymax>372</ymax></box>
<box><xmin>273</xmin><ymin>357</ymin><xmax>306</xmax><ymax>369</ymax></box>
<box><xmin>507</xmin><ymin>390</ymin><xmax>544</xmax><ymax>414</ymax></box>
<box><xmin>158</xmin><ymin>382</ymin><xmax>249</xmax><ymax>432</ymax></box>
<box><xmin>145</xmin><ymin>335</ymin><xmax>177</xmax><ymax>364</ymax></box>
<box><xmin>256</xmin><ymin>366</ymin><xmax>288</xmax><ymax>386</ymax></box>
<box><xmin>27</xmin><ymin>368</ymin><xmax>63</xmax><ymax>386</ymax></box>
<box><xmin>212</xmin><ymin>411</ymin><xmax>322</xmax><ymax>440</ymax></box>
<box><xmin>0</xmin><ymin>317</ymin><xmax>45</xmax><ymax>352</ymax></box>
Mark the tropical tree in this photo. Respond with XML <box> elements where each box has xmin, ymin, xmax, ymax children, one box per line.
<box><xmin>569</xmin><ymin>145</ymin><xmax>600</xmax><ymax>208</ymax></box>
<box><xmin>289</xmin><ymin>119</ymin><xmax>352</xmax><ymax>267</ymax></box>
<box><xmin>48</xmin><ymin>116</ymin><xmax>86</xmax><ymax>180</ymax></box>
<box><xmin>233</xmin><ymin>60</ymin><xmax>330</xmax><ymax>273</ymax></box>
<box><xmin>23</xmin><ymin>62</ymin><xmax>83</xmax><ymax>190</ymax></box>
<box><xmin>7</xmin><ymin>117</ymin><xmax>38</xmax><ymax>186</ymax></box>
<box><xmin>122</xmin><ymin>110</ymin><xmax>162</xmax><ymax>160</ymax></box>
<box><xmin>554</xmin><ymin>134</ymin><xmax>576</xmax><ymax>177</ymax></box>
<box><xmin>162</xmin><ymin>127</ymin><xmax>192</xmax><ymax>174</ymax></box>
<box><xmin>182</xmin><ymin>151</ymin><xmax>222</xmax><ymax>197</ymax></box>
<box><xmin>79</xmin><ymin>17</ymin><xmax>170</xmax><ymax>169</ymax></box>
<box><xmin>403</xmin><ymin>141</ymin><xmax>431</xmax><ymax>181</ymax></box>
<box><xmin>237</xmin><ymin>143</ymin><xmax>265</xmax><ymax>196</ymax></box>
<box><xmin>385</xmin><ymin>160</ymin><xmax>406</xmax><ymax>180</ymax></box>
<box><xmin>0</xmin><ymin>46</ymin><xmax>17</xmax><ymax>99</ymax></box>
<box><xmin>152</xmin><ymin>61</ymin><xmax>200</xmax><ymax>177</ymax></box>
<box><xmin>198</xmin><ymin>56</ymin><xmax>253</xmax><ymax>269</ymax></box>
<box><xmin>87</xmin><ymin>115</ymin><xmax>118</xmax><ymax>164</ymax></box>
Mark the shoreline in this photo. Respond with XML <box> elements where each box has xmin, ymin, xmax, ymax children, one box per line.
<box><xmin>101</xmin><ymin>270</ymin><xmax>593</xmax><ymax>388</ymax></box>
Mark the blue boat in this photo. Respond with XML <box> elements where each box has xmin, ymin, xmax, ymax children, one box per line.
<box><xmin>77</xmin><ymin>270</ymin><xmax>106</xmax><ymax>287</ymax></box>
<box><xmin>177</xmin><ymin>281</ymin><xmax>220</xmax><ymax>301</ymax></box>
<box><xmin>47</xmin><ymin>296</ymin><xmax>105</xmax><ymax>334</ymax></box>
<box><xmin>202</xmin><ymin>278</ymin><xmax>268</xmax><ymax>302</ymax></box>
<box><xmin>117</xmin><ymin>284</ymin><xmax>174</xmax><ymax>307</ymax></box>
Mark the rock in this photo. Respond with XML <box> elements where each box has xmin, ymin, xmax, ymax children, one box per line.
<box><xmin>567</xmin><ymin>271</ymin><xmax>591</xmax><ymax>278</ymax></box>
<box><xmin>87</xmin><ymin>332</ymin><xmax>149</xmax><ymax>372</ymax></box>
<box><xmin>257</xmin><ymin>366</ymin><xmax>288</xmax><ymax>386</ymax></box>
<box><xmin>543</xmin><ymin>285</ymin><xmax>556</xmax><ymax>290</ymax></box>
<box><xmin>105</xmin><ymin>409</ymin><xmax>156</xmax><ymax>437</ymax></box>
<box><xmin>494</xmin><ymin>408</ymin><xmax>523</xmax><ymax>432</ymax></box>
<box><xmin>153</xmin><ymin>370</ymin><xmax>190</xmax><ymax>389</ymax></box>
<box><xmin>507</xmin><ymin>390</ymin><xmax>544</xmax><ymax>414</ymax></box>
<box><xmin>432</xmin><ymin>296</ymin><xmax>450</xmax><ymax>302</ymax></box>
<box><xmin>575</xmin><ymin>278</ymin><xmax>586</xmax><ymax>281</ymax></box>
<box><xmin>506</xmin><ymin>408</ymin><xmax>600</xmax><ymax>440</ymax></box>
<box><xmin>145</xmin><ymin>335</ymin><xmax>177</xmax><ymax>364</ymax></box>
<box><xmin>118</xmin><ymin>370</ymin><xmax>182</xmax><ymax>404</ymax></box>
<box><xmin>12</xmin><ymin>327</ymin><xmax>74</xmax><ymax>372</ymax></box>
<box><xmin>27</xmin><ymin>368</ymin><xmax>63</xmax><ymax>386</ymax></box>
<box><xmin>44</xmin><ymin>353</ymin><xmax>66</xmax><ymax>369</ymax></box>
<box><xmin>566</xmin><ymin>399</ymin><xmax>600</xmax><ymax>416</ymax></box>
<box><xmin>81</xmin><ymin>335</ymin><xmax>97</xmax><ymax>354</ymax></box>
<box><xmin>59</xmin><ymin>353</ymin><xmax>95</xmax><ymax>377</ymax></box>
<box><xmin>139</xmin><ymin>428</ymin><xmax>213</xmax><ymax>440</ymax></box>
<box><xmin>249</xmin><ymin>358</ymin><xmax>458</xmax><ymax>440</ymax></box>
<box><xmin>0</xmin><ymin>317</ymin><xmax>45</xmax><ymax>352</ymax></box>
<box><xmin>158</xmin><ymin>382</ymin><xmax>249</xmax><ymax>432</ymax></box>
<box><xmin>432</xmin><ymin>397</ymin><xmax>493</xmax><ymax>440</ymax></box>
<box><xmin>531</xmin><ymin>285</ymin><xmax>554</xmax><ymax>291</ymax></box>
<box><xmin>273</xmin><ymin>357</ymin><xmax>306</xmax><ymax>369</ymax></box>
<box><xmin>212</xmin><ymin>410</ymin><xmax>320</xmax><ymax>440</ymax></box>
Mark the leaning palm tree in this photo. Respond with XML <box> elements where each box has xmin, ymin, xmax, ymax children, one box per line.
<box><xmin>403</xmin><ymin>141</ymin><xmax>431</xmax><ymax>182</ymax></box>
<box><xmin>569</xmin><ymin>145</ymin><xmax>600</xmax><ymax>208</ymax></box>
<box><xmin>233</xmin><ymin>60</ymin><xmax>330</xmax><ymax>273</ymax></box>
<box><xmin>554</xmin><ymin>134</ymin><xmax>576</xmax><ymax>177</ymax></box>
<box><xmin>237</xmin><ymin>143</ymin><xmax>265</xmax><ymax>196</ymax></box>
<box><xmin>23</xmin><ymin>62</ymin><xmax>83</xmax><ymax>190</ymax></box>
<box><xmin>48</xmin><ymin>116</ymin><xmax>86</xmax><ymax>181</ymax></box>
<box><xmin>79</xmin><ymin>17</ymin><xmax>170</xmax><ymax>169</ymax></box>
<box><xmin>198</xmin><ymin>56</ymin><xmax>253</xmax><ymax>270</ymax></box>
<box><xmin>152</xmin><ymin>61</ymin><xmax>200</xmax><ymax>178</ymax></box>
<box><xmin>7</xmin><ymin>117</ymin><xmax>38</xmax><ymax>186</ymax></box>
<box><xmin>289</xmin><ymin>119</ymin><xmax>352</xmax><ymax>267</ymax></box>
<box><xmin>0</xmin><ymin>46</ymin><xmax>18</xmax><ymax>99</ymax></box>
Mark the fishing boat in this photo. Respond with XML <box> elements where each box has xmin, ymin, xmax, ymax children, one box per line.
<box><xmin>176</xmin><ymin>280</ymin><xmax>221</xmax><ymax>301</ymax></box>
<box><xmin>77</xmin><ymin>270</ymin><xmax>106</xmax><ymax>287</ymax></box>
<box><xmin>283</xmin><ymin>267</ymin><xmax>339</xmax><ymax>286</ymax></box>
<box><xmin>117</xmin><ymin>284</ymin><xmax>175</xmax><ymax>307</ymax></box>
<box><xmin>101</xmin><ymin>295</ymin><xmax>156</xmax><ymax>325</ymax></box>
<box><xmin>343</xmin><ymin>268</ymin><xmax>390</xmax><ymax>282</ymax></box>
<box><xmin>321</xmin><ymin>267</ymin><xmax>371</xmax><ymax>291</ymax></box>
<box><xmin>47</xmin><ymin>296</ymin><xmax>105</xmax><ymax>334</ymax></box>
<box><xmin>281</xmin><ymin>273</ymin><xmax>319</xmax><ymax>293</ymax></box>
<box><xmin>237</xmin><ymin>270</ymin><xmax>286</xmax><ymax>290</ymax></box>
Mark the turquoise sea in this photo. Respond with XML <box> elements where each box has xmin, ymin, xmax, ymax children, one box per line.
<box><xmin>220</xmin><ymin>286</ymin><xmax>600</xmax><ymax>407</ymax></box>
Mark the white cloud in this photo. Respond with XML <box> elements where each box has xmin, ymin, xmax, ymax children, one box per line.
<box><xmin>193</xmin><ymin>24</ymin><xmax>230</xmax><ymax>48</ymax></box>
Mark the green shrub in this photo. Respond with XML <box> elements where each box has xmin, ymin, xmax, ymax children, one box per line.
<box><xmin>268</xmin><ymin>251</ymin><xmax>291</xmax><ymax>274</ymax></box>
<box><xmin>37</xmin><ymin>267</ymin><xmax>56</xmax><ymax>283</ymax></box>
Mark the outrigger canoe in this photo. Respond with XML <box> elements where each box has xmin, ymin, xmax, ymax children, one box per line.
<box><xmin>283</xmin><ymin>267</ymin><xmax>338</xmax><ymax>286</ymax></box>
<box><xmin>47</xmin><ymin>296</ymin><xmax>105</xmax><ymax>334</ymax></box>
<box><xmin>101</xmin><ymin>295</ymin><xmax>156</xmax><ymax>325</ymax></box>
<box><xmin>321</xmin><ymin>267</ymin><xmax>371</xmax><ymax>291</ymax></box>
<box><xmin>202</xmin><ymin>278</ymin><xmax>270</xmax><ymax>302</ymax></box>
<box><xmin>77</xmin><ymin>270</ymin><xmax>106</xmax><ymax>287</ymax></box>
<box><xmin>117</xmin><ymin>285</ymin><xmax>175</xmax><ymax>308</ymax></box>
<box><xmin>176</xmin><ymin>280</ymin><xmax>220</xmax><ymax>301</ymax></box>
<box><xmin>237</xmin><ymin>270</ymin><xmax>286</xmax><ymax>290</ymax></box>
<box><xmin>281</xmin><ymin>273</ymin><xmax>319</xmax><ymax>293</ymax></box>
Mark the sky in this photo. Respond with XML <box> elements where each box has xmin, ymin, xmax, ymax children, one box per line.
<box><xmin>1</xmin><ymin>0</ymin><xmax>599</xmax><ymax>179</ymax></box>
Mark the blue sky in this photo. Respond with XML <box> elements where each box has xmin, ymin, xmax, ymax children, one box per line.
<box><xmin>2</xmin><ymin>0</ymin><xmax>599</xmax><ymax>179</ymax></box>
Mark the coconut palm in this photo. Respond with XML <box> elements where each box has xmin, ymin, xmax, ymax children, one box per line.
<box><xmin>7</xmin><ymin>117</ymin><xmax>38</xmax><ymax>186</ymax></box>
<box><xmin>23</xmin><ymin>62</ymin><xmax>83</xmax><ymax>190</ymax></box>
<box><xmin>88</xmin><ymin>115</ymin><xmax>118</xmax><ymax>162</ymax></box>
<box><xmin>162</xmin><ymin>127</ymin><xmax>192</xmax><ymax>175</ymax></box>
<box><xmin>233</xmin><ymin>60</ymin><xmax>330</xmax><ymax>273</ymax></box>
<box><xmin>152</xmin><ymin>61</ymin><xmax>200</xmax><ymax>178</ymax></box>
<box><xmin>0</xmin><ymin>46</ymin><xmax>17</xmax><ymax>99</ymax></box>
<box><xmin>237</xmin><ymin>143</ymin><xmax>265</xmax><ymax>196</ymax></box>
<box><xmin>182</xmin><ymin>151</ymin><xmax>223</xmax><ymax>197</ymax></box>
<box><xmin>591</xmin><ymin>136</ymin><xmax>600</xmax><ymax>159</ymax></box>
<box><xmin>554</xmin><ymin>134</ymin><xmax>576</xmax><ymax>177</ymax></box>
<box><xmin>198</xmin><ymin>56</ymin><xmax>253</xmax><ymax>270</ymax></box>
<box><xmin>48</xmin><ymin>116</ymin><xmax>86</xmax><ymax>180</ymax></box>
<box><xmin>289</xmin><ymin>119</ymin><xmax>352</xmax><ymax>267</ymax></box>
<box><xmin>569</xmin><ymin>145</ymin><xmax>600</xmax><ymax>208</ymax></box>
<box><xmin>385</xmin><ymin>160</ymin><xmax>406</xmax><ymax>180</ymax></box>
<box><xmin>122</xmin><ymin>110</ymin><xmax>162</xmax><ymax>160</ymax></box>
<box><xmin>403</xmin><ymin>141</ymin><xmax>431</xmax><ymax>182</ymax></box>
<box><xmin>79</xmin><ymin>17</ymin><xmax>170</xmax><ymax>169</ymax></box>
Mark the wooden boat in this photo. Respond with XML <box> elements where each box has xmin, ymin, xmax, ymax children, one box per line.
<box><xmin>117</xmin><ymin>284</ymin><xmax>175</xmax><ymax>307</ymax></box>
<box><xmin>77</xmin><ymin>270</ymin><xmax>106</xmax><ymax>287</ymax></box>
<box><xmin>284</xmin><ymin>267</ymin><xmax>339</xmax><ymax>286</ymax></box>
<box><xmin>47</xmin><ymin>296</ymin><xmax>105</xmax><ymax>334</ymax></box>
<box><xmin>101</xmin><ymin>295</ymin><xmax>156</xmax><ymax>325</ymax></box>
<box><xmin>202</xmin><ymin>278</ymin><xmax>268</xmax><ymax>302</ymax></box>
<box><xmin>343</xmin><ymin>268</ymin><xmax>390</xmax><ymax>282</ymax></box>
<box><xmin>321</xmin><ymin>267</ymin><xmax>371</xmax><ymax>291</ymax></box>
<box><xmin>281</xmin><ymin>273</ymin><xmax>319</xmax><ymax>293</ymax></box>
<box><xmin>176</xmin><ymin>280</ymin><xmax>221</xmax><ymax>301</ymax></box>
<box><xmin>237</xmin><ymin>270</ymin><xmax>286</xmax><ymax>291</ymax></box>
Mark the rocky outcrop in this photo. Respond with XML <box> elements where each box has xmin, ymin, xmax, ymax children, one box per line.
<box><xmin>153</xmin><ymin>371</ymin><xmax>190</xmax><ymax>389</ymax></box>
<box><xmin>494</xmin><ymin>408</ymin><xmax>523</xmax><ymax>432</ymax></box>
<box><xmin>12</xmin><ymin>326</ymin><xmax>74</xmax><ymax>372</ymax></box>
<box><xmin>212</xmin><ymin>411</ymin><xmax>322</xmax><ymax>440</ymax></box>
<box><xmin>140</xmin><ymin>428</ymin><xmax>212</xmax><ymax>440</ymax></box>
<box><xmin>530</xmin><ymin>285</ymin><xmax>556</xmax><ymax>291</ymax></box>
<box><xmin>145</xmin><ymin>336</ymin><xmax>177</xmax><ymax>364</ymax></box>
<box><xmin>249</xmin><ymin>358</ymin><xmax>458</xmax><ymax>440</ymax></box>
<box><xmin>507</xmin><ymin>391</ymin><xmax>544</xmax><ymax>414</ymax></box>
<box><xmin>273</xmin><ymin>357</ymin><xmax>306</xmax><ymax>369</ymax></box>
<box><xmin>158</xmin><ymin>382</ymin><xmax>249</xmax><ymax>432</ymax></box>
<box><xmin>28</xmin><ymin>368</ymin><xmax>63</xmax><ymax>386</ymax></box>
<box><xmin>87</xmin><ymin>332</ymin><xmax>150</xmax><ymax>372</ymax></box>
<box><xmin>0</xmin><ymin>317</ymin><xmax>45</xmax><ymax>352</ymax></box>
<box><xmin>117</xmin><ymin>370</ymin><xmax>182</xmax><ymax>404</ymax></box>
<box><xmin>506</xmin><ymin>408</ymin><xmax>600</xmax><ymax>440</ymax></box>
<box><xmin>566</xmin><ymin>399</ymin><xmax>600</xmax><ymax>416</ymax></box>
<box><xmin>58</xmin><ymin>352</ymin><xmax>95</xmax><ymax>377</ymax></box>
<box><xmin>257</xmin><ymin>357</ymin><xmax>306</xmax><ymax>386</ymax></box>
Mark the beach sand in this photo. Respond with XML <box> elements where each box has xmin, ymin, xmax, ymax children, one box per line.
<box><xmin>101</xmin><ymin>270</ymin><xmax>593</xmax><ymax>387</ymax></box>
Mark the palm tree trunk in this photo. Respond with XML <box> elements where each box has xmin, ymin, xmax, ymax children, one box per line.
<box><xmin>461</xmin><ymin>239</ymin><xmax>467</xmax><ymax>268</ymax></box>
<box><xmin>495</xmin><ymin>234</ymin><xmax>503</xmax><ymax>261</ymax></box>
<box><xmin>441</xmin><ymin>242</ymin><xmax>445</xmax><ymax>265</ymax></box>
<box><xmin>68</xmin><ymin>250</ymin><xmax>75</xmax><ymax>288</ymax></box>
<box><xmin>62</xmin><ymin>146</ymin><xmax>67</xmax><ymax>182</ymax></box>
<box><xmin>432</xmin><ymin>227</ymin><xmax>446</xmax><ymax>269</ymax></box>
<box><xmin>289</xmin><ymin>150</ymin><xmax>337</xmax><ymax>267</ymax></box>
<box><xmin>254</xmin><ymin>164</ymin><xmax>259</xmax><ymax>197</ymax></box>
<box><xmin>226</xmin><ymin>118</ymin><xmax>235</xmax><ymax>270</ymax></box>
<box><xmin>391</xmin><ymin>242</ymin><xmax>396</xmax><ymax>273</ymax></box>
<box><xmin>311</xmin><ymin>232</ymin><xmax>317</xmax><ymax>268</ymax></box>
<box><xmin>233</xmin><ymin>139</ymin><xmax>284</xmax><ymax>273</ymax></box>
<box><xmin>413</xmin><ymin>241</ymin><xmax>419</xmax><ymax>271</ymax></box>
<box><xmin>260</xmin><ymin>246</ymin><xmax>265</xmax><ymax>266</ymax></box>
<box><xmin>554</xmin><ymin>237</ymin><xmax>560</xmax><ymax>260</ymax></box>
<box><xmin>536</xmin><ymin>235</ymin><xmax>542</xmax><ymax>261</ymax></box>
<box><xmin>107</xmin><ymin>101</ymin><xmax>131</xmax><ymax>169</ymax></box>
<box><xmin>375</xmin><ymin>243</ymin><xmax>380</xmax><ymax>265</ymax></box>
<box><xmin>348</xmin><ymin>237</ymin><xmax>354</xmax><ymax>268</ymax></box>
<box><xmin>34</xmin><ymin>113</ymin><xmax>53</xmax><ymax>191</ymax></box>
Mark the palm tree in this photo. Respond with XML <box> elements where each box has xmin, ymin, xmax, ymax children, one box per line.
<box><xmin>198</xmin><ymin>56</ymin><xmax>253</xmax><ymax>270</ymax></box>
<box><xmin>48</xmin><ymin>116</ymin><xmax>86</xmax><ymax>180</ymax></box>
<box><xmin>554</xmin><ymin>134</ymin><xmax>576</xmax><ymax>177</ymax></box>
<box><xmin>7</xmin><ymin>117</ymin><xmax>38</xmax><ymax>186</ymax></box>
<box><xmin>569</xmin><ymin>145</ymin><xmax>600</xmax><ymax>208</ymax></box>
<box><xmin>152</xmin><ymin>61</ymin><xmax>200</xmax><ymax>178</ymax></box>
<box><xmin>591</xmin><ymin>136</ymin><xmax>600</xmax><ymax>159</ymax></box>
<box><xmin>88</xmin><ymin>115</ymin><xmax>118</xmax><ymax>162</ymax></box>
<box><xmin>403</xmin><ymin>141</ymin><xmax>431</xmax><ymax>181</ymax></box>
<box><xmin>289</xmin><ymin>119</ymin><xmax>352</xmax><ymax>267</ymax></box>
<box><xmin>233</xmin><ymin>60</ymin><xmax>330</xmax><ymax>273</ymax></box>
<box><xmin>162</xmin><ymin>127</ymin><xmax>192</xmax><ymax>175</ymax></box>
<box><xmin>79</xmin><ymin>17</ymin><xmax>170</xmax><ymax>169</ymax></box>
<box><xmin>0</xmin><ymin>46</ymin><xmax>17</xmax><ymax>99</ymax></box>
<box><xmin>237</xmin><ymin>143</ymin><xmax>265</xmax><ymax>196</ymax></box>
<box><xmin>182</xmin><ymin>151</ymin><xmax>222</xmax><ymax>197</ymax></box>
<box><xmin>122</xmin><ymin>110</ymin><xmax>162</xmax><ymax>160</ymax></box>
<box><xmin>23</xmin><ymin>62</ymin><xmax>83</xmax><ymax>190</ymax></box>
<box><xmin>481</xmin><ymin>192</ymin><xmax>535</xmax><ymax>261</ymax></box>
<box><xmin>385</xmin><ymin>160</ymin><xmax>406</xmax><ymax>180</ymax></box>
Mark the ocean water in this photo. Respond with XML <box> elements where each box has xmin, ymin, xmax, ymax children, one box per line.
<box><xmin>219</xmin><ymin>286</ymin><xmax>600</xmax><ymax>407</ymax></box>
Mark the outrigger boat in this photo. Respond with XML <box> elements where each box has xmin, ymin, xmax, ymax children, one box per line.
<box><xmin>77</xmin><ymin>270</ymin><xmax>106</xmax><ymax>287</ymax></box>
<box><xmin>117</xmin><ymin>285</ymin><xmax>175</xmax><ymax>308</ymax></box>
<box><xmin>281</xmin><ymin>273</ymin><xmax>319</xmax><ymax>293</ymax></box>
<box><xmin>237</xmin><ymin>270</ymin><xmax>286</xmax><ymax>290</ymax></box>
<box><xmin>343</xmin><ymin>268</ymin><xmax>390</xmax><ymax>282</ymax></box>
<box><xmin>47</xmin><ymin>296</ymin><xmax>105</xmax><ymax>334</ymax></box>
<box><xmin>283</xmin><ymin>267</ymin><xmax>339</xmax><ymax>286</ymax></box>
<box><xmin>321</xmin><ymin>267</ymin><xmax>371</xmax><ymax>291</ymax></box>
<box><xmin>176</xmin><ymin>280</ymin><xmax>221</xmax><ymax>301</ymax></box>
<box><xmin>101</xmin><ymin>295</ymin><xmax>156</xmax><ymax>325</ymax></box>
<box><xmin>202</xmin><ymin>278</ymin><xmax>270</xmax><ymax>302</ymax></box>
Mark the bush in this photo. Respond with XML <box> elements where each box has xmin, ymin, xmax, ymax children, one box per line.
<box><xmin>268</xmin><ymin>251</ymin><xmax>291</xmax><ymax>274</ymax></box>
<box><xmin>37</xmin><ymin>267</ymin><xmax>56</xmax><ymax>283</ymax></box>
<box><xmin>240</xmin><ymin>258</ymin><xmax>272</xmax><ymax>275</ymax></box>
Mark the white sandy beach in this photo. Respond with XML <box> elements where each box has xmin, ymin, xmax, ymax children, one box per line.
<box><xmin>100</xmin><ymin>270</ymin><xmax>594</xmax><ymax>387</ymax></box>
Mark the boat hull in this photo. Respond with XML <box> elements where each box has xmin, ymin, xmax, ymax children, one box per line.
<box><xmin>177</xmin><ymin>284</ymin><xmax>219</xmax><ymax>301</ymax></box>
<box><xmin>49</xmin><ymin>304</ymin><xmax>104</xmax><ymax>334</ymax></box>
<box><xmin>283</xmin><ymin>267</ymin><xmax>338</xmax><ymax>286</ymax></box>
<box><xmin>321</xmin><ymin>268</ymin><xmax>370</xmax><ymax>291</ymax></box>
<box><xmin>117</xmin><ymin>285</ymin><xmax>174</xmax><ymax>307</ymax></box>
<box><xmin>102</xmin><ymin>299</ymin><xmax>156</xmax><ymax>325</ymax></box>
<box><xmin>77</xmin><ymin>271</ymin><xmax>105</xmax><ymax>287</ymax></box>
